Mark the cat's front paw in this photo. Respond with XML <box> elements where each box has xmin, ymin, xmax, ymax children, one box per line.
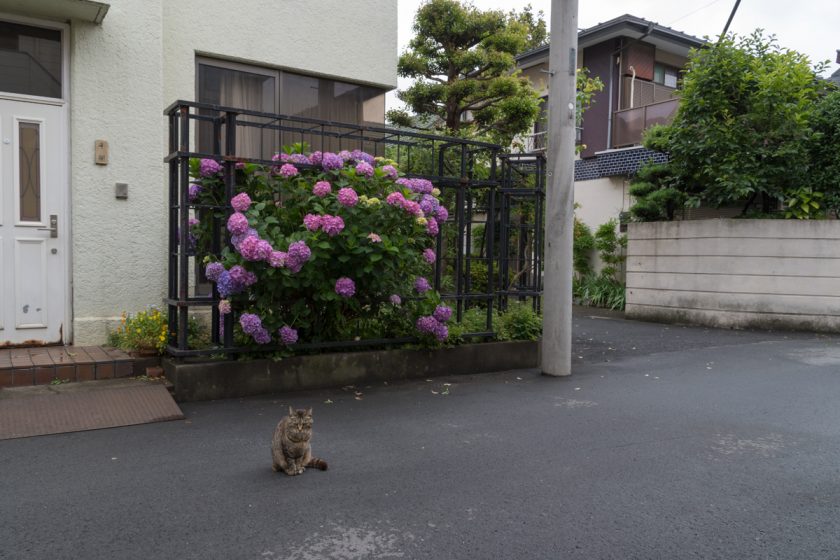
<box><xmin>297</xmin><ymin>466</ymin><xmax>305</xmax><ymax>474</ymax></box>
<box><xmin>284</xmin><ymin>466</ymin><xmax>297</xmax><ymax>476</ymax></box>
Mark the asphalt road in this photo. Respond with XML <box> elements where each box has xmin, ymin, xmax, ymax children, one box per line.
<box><xmin>1</xmin><ymin>311</ymin><xmax>839</xmax><ymax>559</ymax></box>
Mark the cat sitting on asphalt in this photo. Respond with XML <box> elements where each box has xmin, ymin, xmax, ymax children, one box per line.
<box><xmin>271</xmin><ymin>406</ymin><xmax>328</xmax><ymax>476</ymax></box>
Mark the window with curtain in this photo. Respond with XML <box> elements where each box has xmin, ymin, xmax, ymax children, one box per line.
<box><xmin>197</xmin><ymin>58</ymin><xmax>387</xmax><ymax>158</ymax></box>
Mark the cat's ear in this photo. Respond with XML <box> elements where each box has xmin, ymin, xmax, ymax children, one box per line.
<box><xmin>305</xmin><ymin>407</ymin><xmax>313</xmax><ymax>417</ymax></box>
<box><xmin>288</xmin><ymin>405</ymin><xmax>295</xmax><ymax>417</ymax></box>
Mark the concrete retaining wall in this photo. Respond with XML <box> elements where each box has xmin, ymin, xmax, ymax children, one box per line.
<box><xmin>625</xmin><ymin>219</ymin><xmax>840</xmax><ymax>332</ymax></box>
<box><xmin>164</xmin><ymin>341</ymin><xmax>539</xmax><ymax>402</ymax></box>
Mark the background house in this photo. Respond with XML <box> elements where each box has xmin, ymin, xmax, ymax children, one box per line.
<box><xmin>0</xmin><ymin>0</ymin><xmax>397</xmax><ymax>347</ymax></box>
<box><xmin>515</xmin><ymin>14</ymin><xmax>705</xmax><ymax>234</ymax></box>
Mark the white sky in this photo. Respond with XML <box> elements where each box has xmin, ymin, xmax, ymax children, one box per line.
<box><xmin>388</xmin><ymin>0</ymin><xmax>839</xmax><ymax>110</ymax></box>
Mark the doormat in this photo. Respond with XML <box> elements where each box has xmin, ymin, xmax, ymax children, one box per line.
<box><xmin>0</xmin><ymin>379</ymin><xmax>184</xmax><ymax>440</ymax></box>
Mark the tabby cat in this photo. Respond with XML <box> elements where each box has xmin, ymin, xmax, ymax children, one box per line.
<box><xmin>271</xmin><ymin>406</ymin><xmax>328</xmax><ymax>476</ymax></box>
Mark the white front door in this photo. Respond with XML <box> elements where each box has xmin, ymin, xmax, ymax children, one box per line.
<box><xmin>0</xmin><ymin>17</ymin><xmax>69</xmax><ymax>346</ymax></box>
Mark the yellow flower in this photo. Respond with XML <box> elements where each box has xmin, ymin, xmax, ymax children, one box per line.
<box><xmin>431</xmin><ymin>188</ymin><xmax>441</xmax><ymax>197</ymax></box>
<box><xmin>416</xmin><ymin>217</ymin><xmax>428</xmax><ymax>226</ymax></box>
<box><xmin>365</xmin><ymin>197</ymin><xmax>381</xmax><ymax>207</ymax></box>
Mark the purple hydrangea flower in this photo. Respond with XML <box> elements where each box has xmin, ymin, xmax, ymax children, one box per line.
<box><xmin>337</xmin><ymin>187</ymin><xmax>359</xmax><ymax>207</ymax></box>
<box><xmin>269</xmin><ymin>250</ymin><xmax>287</xmax><ymax>268</ymax></box>
<box><xmin>426</xmin><ymin>218</ymin><xmax>439</xmax><ymax>237</ymax></box>
<box><xmin>239</xmin><ymin>313</ymin><xmax>262</xmax><ymax>335</ymax></box>
<box><xmin>410</xmin><ymin>178</ymin><xmax>434</xmax><ymax>194</ymax></box>
<box><xmin>335</xmin><ymin>277</ymin><xmax>356</xmax><ymax>298</ymax></box>
<box><xmin>355</xmin><ymin>161</ymin><xmax>374</xmax><ymax>178</ymax></box>
<box><xmin>218</xmin><ymin>300</ymin><xmax>231</xmax><ymax>315</ymax></box>
<box><xmin>216</xmin><ymin>270</ymin><xmax>234</xmax><ymax>297</ymax></box>
<box><xmin>231</xmin><ymin>192</ymin><xmax>251</xmax><ymax>212</ymax></box>
<box><xmin>433</xmin><ymin>305</ymin><xmax>452</xmax><ymax>323</ymax></box>
<box><xmin>436</xmin><ymin>206</ymin><xmax>449</xmax><ymax>222</ymax></box>
<box><xmin>389</xmin><ymin>294</ymin><xmax>402</xmax><ymax>305</ymax></box>
<box><xmin>227</xmin><ymin>212</ymin><xmax>249</xmax><ymax>235</ymax></box>
<box><xmin>205</xmin><ymin>262</ymin><xmax>225</xmax><ymax>282</ymax></box>
<box><xmin>419</xmin><ymin>194</ymin><xmax>440</xmax><ymax>216</ymax></box>
<box><xmin>286</xmin><ymin>240</ymin><xmax>311</xmax><ymax>273</ymax></box>
<box><xmin>416</xmin><ymin>316</ymin><xmax>439</xmax><ymax>334</ymax></box>
<box><xmin>312</xmin><ymin>181</ymin><xmax>332</xmax><ymax>197</ymax></box>
<box><xmin>350</xmin><ymin>149</ymin><xmax>375</xmax><ymax>165</ymax></box>
<box><xmin>381</xmin><ymin>165</ymin><xmax>398</xmax><ymax>179</ymax></box>
<box><xmin>321</xmin><ymin>215</ymin><xmax>345</xmax><ymax>237</ymax></box>
<box><xmin>252</xmin><ymin>327</ymin><xmax>272</xmax><ymax>344</ymax></box>
<box><xmin>309</xmin><ymin>151</ymin><xmax>323</xmax><ymax>165</ymax></box>
<box><xmin>199</xmin><ymin>158</ymin><xmax>222</xmax><ymax>177</ymax></box>
<box><xmin>272</xmin><ymin>153</ymin><xmax>290</xmax><ymax>163</ymax></box>
<box><xmin>386</xmin><ymin>191</ymin><xmax>405</xmax><ymax>206</ymax></box>
<box><xmin>278</xmin><ymin>164</ymin><xmax>298</xmax><ymax>178</ymax></box>
<box><xmin>279</xmin><ymin>325</ymin><xmax>298</xmax><ymax>345</ymax></box>
<box><xmin>303</xmin><ymin>213</ymin><xmax>323</xmax><ymax>232</ymax></box>
<box><xmin>433</xmin><ymin>323</ymin><xmax>449</xmax><ymax>341</ymax></box>
<box><xmin>231</xmin><ymin>227</ymin><xmax>258</xmax><ymax>250</ymax></box>
<box><xmin>423</xmin><ymin>248</ymin><xmax>436</xmax><ymax>264</ymax></box>
<box><xmin>321</xmin><ymin>152</ymin><xmax>343</xmax><ymax>171</ymax></box>
<box><xmin>229</xmin><ymin>265</ymin><xmax>257</xmax><ymax>288</ymax></box>
<box><xmin>188</xmin><ymin>183</ymin><xmax>202</xmax><ymax>201</ymax></box>
<box><xmin>338</xmin><ymin>150</ymin><xmax>352</xmax><ymax>162</ymax></box>
<box><xmin>288</xmin><ymin>153</ymin><xmax>311</xmax><ymax>165</ymax></box>
<box><xmin>414</xmin><ymin>277</ymin><xmax>431</xmax><ymax>294</ymax></box>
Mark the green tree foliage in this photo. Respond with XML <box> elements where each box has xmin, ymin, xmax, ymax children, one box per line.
<box><xmin>630</xmin><ymin>31</ymin><xmax>832</xmax><ymax>220</ymax></box>
<box><xmin>387</xmin><ymin>0</ymin><xmax>544</xmax><ymax>144</ymax></box>
<box><xmin>806</xmin><ymin>90</ymin><xmax>840</xmax><ymax>217</ymax></box>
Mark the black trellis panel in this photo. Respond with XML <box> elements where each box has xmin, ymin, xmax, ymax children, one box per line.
<box><xmin>164</xmin><ymin>100</ymin><xmax>545</xmax><ymax>356</ymax></box>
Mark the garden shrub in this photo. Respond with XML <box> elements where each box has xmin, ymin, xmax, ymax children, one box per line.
<box><xmin>188</xmin><ymin>150</ymin><xmax>453</xmax><ymax>348</ymax></box>
<box><xmin>497</xmin><ymin>302</ymin><xmax>542</xmax><ymax>341</ymax></box>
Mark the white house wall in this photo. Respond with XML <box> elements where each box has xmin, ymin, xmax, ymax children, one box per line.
<box><xmin>69</xmin><ymin>1</ymin><xmax>165</xmax><ymax>345</ymax></box>
<box><xmin>68</xmin><ymin>0</ymin><xmax>397</xmax><ymax>344</ymax></box>
<box><xmin>574</xmin><ymin>176</ymin><xmax>629</xmax><ymax>275</ymax></box>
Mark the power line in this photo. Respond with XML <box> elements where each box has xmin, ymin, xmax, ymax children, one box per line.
<box><xmin>668</xmin><ymin>0</ymin><xmax>725</xmax><ymax>27</ymax></box>
<box><xmin>720</xmin><ymin>0</ymin><xmax>742</xmax><ymax>39</ymax></box>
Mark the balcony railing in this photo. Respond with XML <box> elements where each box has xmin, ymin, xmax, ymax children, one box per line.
<box><xmin>612</xmin><ymin>98</ymin><xmax>679</xmax><ymax>148</ymax></box>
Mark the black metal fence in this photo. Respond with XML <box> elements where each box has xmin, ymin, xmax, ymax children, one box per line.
<box><xmin>165</xmin><ymin>100</ymin><xmax>545</xmax><ymax>356</ymax></box>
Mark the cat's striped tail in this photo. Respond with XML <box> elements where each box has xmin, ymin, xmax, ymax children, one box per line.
<box><xmin>307</xmin><ymin>457</ymin><xmax>328</xmax><ymax>471</ymax></box>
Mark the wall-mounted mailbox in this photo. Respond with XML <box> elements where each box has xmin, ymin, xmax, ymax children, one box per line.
<box><xmin>115</xmin><ymin>182</ymin><xmax>128</xmax><ymax>199</ymax></box>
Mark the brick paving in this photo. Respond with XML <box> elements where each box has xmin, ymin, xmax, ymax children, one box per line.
<box><xmin>0</xmin><ymin>346</ymin><xmax>136</xmax><ymax>389</ymax></box>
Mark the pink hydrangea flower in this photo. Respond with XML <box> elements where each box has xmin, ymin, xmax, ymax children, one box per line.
<box><xmin>382</xmin><ymin>165</ymin><xmax>398</xmax><ymax>179</ymax></box>
<box><xmin>303</xmin><ymin>214</ymin><xmax>323</xmax><ymax>232</ymax></box>
<box><xmin>335</xmin><ymin>277</ymin><xmax>356</xmax><ymax>298</ymax></box>
<box><xmin>426</xmin><ymin>217</ymin><xmax>439</xmax><ymax>236</ymax></box>
<box><xmin>231</xmin><ymin>193</ymin><xmax>251</xmax><ymax>213</ymax></box>
<box><xmin>321</xmin><ymin>215</ymin><xmax>345</xmax><ymax>237</ymax></box>
<box><xmin>436</xmin><ymin>206</ymin><xmax>449</xmax><ymax>222</ymax></box>
<box><xmin>278</xmin><ymin>164</ymin><xmax>298</xmax><ymax>178</ymax></box>
<box><xmin>312</xmin><ymin>181</ymin><xmax>332</xmax><ymax>197</ymax></box>
<box><xmin>423</xmin><ymin>248</ymin><xmax>436</xmax><ymax>264</ymax></box>
<box><xmin>226</xmin><ymin>212</ymin><xmax>249</xmax><ymax>235</ymax></box>
<box><xmin>269</xmin><ymin>250</ymin><xmax>287</xmax><ymax>268</ymax></box>
<box><xmin>218</xmin><ymin>300</ymin><xmax>231</xmax><ymax>315</ymax></box>
<box><xmin>337</xmin><ymin>187</ymin><xmax>359</xmax><ymax>207</ymax></box>
<box><xmin>386</xmin><ymin>191</ymin><xmax>405</xmax><ymax>206</ymax></box>
<box><xmin>199</xmin><ymin>158</ymin><xmax>222</xmax><ymax>177</ymax></box>
<box><xmin>238</xmin><ymin>235</ymin><xmax>272</xmax><ymax>261</ymax></box>
<box><xmin>367</xmin><ymin>233</ymin><xmax>382</xmax><ymax>243</ymax></box>
<box><xmin>389</xmin><ymin>294</ymin><xmax>402</xmax><ymax>305</ymax></box>
<box><xmin>355</xmin><ymin>161</ymin><xmax>374</xmax><ymax>177</ymax></box>
<box><xmin>401</xmin><ymin>200</ymin><xmax>422</xmax><ymax>216</ymax></box>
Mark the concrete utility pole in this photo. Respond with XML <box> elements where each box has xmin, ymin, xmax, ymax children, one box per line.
<box><xmin>541</xmin><ymin>0</ymin><xmax>577</xmax><ymax>377</ymax></box>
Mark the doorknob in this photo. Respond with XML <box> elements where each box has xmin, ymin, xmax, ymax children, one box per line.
<box><xmin>37</xmin><ymin>214</ymin><xmax>58</xmax><ymax>238</ymax></box>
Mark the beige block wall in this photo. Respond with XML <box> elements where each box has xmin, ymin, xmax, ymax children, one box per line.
<box><xmin>625</xmin><ymin>219</ymin><xmax>840</xmax><ymax>332</ymax></box>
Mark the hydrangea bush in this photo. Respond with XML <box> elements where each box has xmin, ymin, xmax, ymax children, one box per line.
<box><xmin>188</xmin><ymin>149</ymin><xmax>452</xmax><ymax>348</ymax></box>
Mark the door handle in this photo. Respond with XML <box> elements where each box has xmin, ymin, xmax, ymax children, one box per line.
<box><xmin>37</xmin><ymin>214</ymin><xmax>58</xmax><ymax>238</ymax></box>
